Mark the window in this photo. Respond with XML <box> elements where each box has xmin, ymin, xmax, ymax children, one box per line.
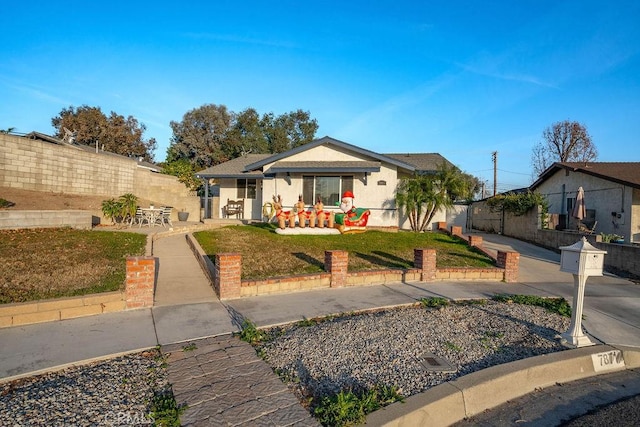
<box><xmin>303</xmin><ymin>176</ymin><xmax>353</xmax><ymax>205</ymax></box>
<box><xmin>237</xmin><ymin>179</ymin><xmax>257</xmax><ymax>199</ymax></box>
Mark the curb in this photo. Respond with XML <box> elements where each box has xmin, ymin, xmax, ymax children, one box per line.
<box><xmin>366</xmin><ymin>344</ymin><xmax>640</xmax><ymax>426</ymax></box>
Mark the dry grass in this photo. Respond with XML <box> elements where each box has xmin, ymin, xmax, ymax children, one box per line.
<box><xmin>0</xmin><ymin>228</ymin><xmax>147</xmax><ymax>304</ymax></box>
<box><xmin>194</xmin><ymin>224</ymin><xmax>495</xmax><ymax>280</ymax></box>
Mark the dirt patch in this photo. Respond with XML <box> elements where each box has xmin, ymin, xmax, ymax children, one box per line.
<box><xmin>0</xmin><ymin>187</ymin><xmax>150</xmax><ymax>211</ymax></box>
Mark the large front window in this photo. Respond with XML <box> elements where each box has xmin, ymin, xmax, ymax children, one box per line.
<box><xmin>237</xmin><ymin>179</ymin><xmax>256</xmax><ymax>199</ymax></box>
<box><xmin>303</xmin><ymin>176</ymin><xmax>353</xmax><ymax>206</ymax></box>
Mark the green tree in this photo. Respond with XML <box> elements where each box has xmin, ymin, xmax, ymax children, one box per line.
<box><xmin>167</xmin><ymin>104</ymin><xmax>318</xmax><ymax>169</ymax></box>
<box><xmin>262</xmin><ymin>109</ymin><xmax>318</xmax><ymax>153</ymax></box>
<box><xmin>51</xmin><ymin>105</ymin><xmax>157</xmax><ymax>161</ymax></box>
<box><xmin>226</xmin><ymin>108</ymin><xmax>269</xmax><ymax>156</ymax></box>
<box><xmin>395</xmin><ymin>163</ymin><xmax>473</xmax><ymax>232</ymax></box>
<box><xmin>161</xmin><ymin>159</ymin><xmax>201</xmax><ymax>191</ymax></box>
<box><xmin>531</xmin><ymin>120</ymin><xmax>597</xmax><ymax>176</ymax></box>
<box><xmin>168</xmin><ymin>104</ymin><xmax>232</xmax><ymax>169</ymax></box>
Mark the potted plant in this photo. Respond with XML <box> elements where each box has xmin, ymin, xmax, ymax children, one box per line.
<box><xmin>178</xmin><ymin>209</ymin><xmax>189</xmax><ymax>222</ymax></box>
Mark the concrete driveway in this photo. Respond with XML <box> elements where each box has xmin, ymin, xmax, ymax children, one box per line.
<box><xmin>478</xmin><ymin>232</ymin><xmax>640</xmax><ymax>348</ymax></box>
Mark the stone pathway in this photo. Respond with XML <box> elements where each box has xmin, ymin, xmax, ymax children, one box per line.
<box><xmin>162</xmin><ymin>334</ymin><xmax>318</xmax><ymax>426</ymax></box>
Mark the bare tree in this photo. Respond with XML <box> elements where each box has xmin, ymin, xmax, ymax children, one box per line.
<box><xmin>531</xmin><ymin>120</ymin><xmax>597</xmax><ymax>176</ymax></box>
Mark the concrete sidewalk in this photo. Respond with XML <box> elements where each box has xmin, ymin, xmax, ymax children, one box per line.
<box><xmin>1</xmin><ymin>229</ymin><xmax>639</xmax><ymax>425</ymax></box>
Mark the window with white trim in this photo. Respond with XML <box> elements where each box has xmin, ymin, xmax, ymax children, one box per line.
<box><xmin>302</xmin><ymin>176</ymin><xmax>353</xmax><ymax>206</ymax></box>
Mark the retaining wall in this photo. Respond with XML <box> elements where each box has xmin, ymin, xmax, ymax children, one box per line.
<box><xmin>186</xmin><ymin>233</ymin><xmax>519</xmax><ymax>300</ymax></box>
<box><xmin>0</xmin><ymin>210</ymin><xmax>93</xmax><ymax>230</ymax></box>
<box><xmin>0</xmin><ymin>133</ymin><xmax>200</xmax><ymax>223</ymax></box>
<box><xmin>0</xmin><ymin>254</ymin><xmax>156</xmax><ymax>328</ymax></box>
<box><xmin>468</xmin><ymin>204</ymin><xmax>640</xmax><ymax>279</ymax></box>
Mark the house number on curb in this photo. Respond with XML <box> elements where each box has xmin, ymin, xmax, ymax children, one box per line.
<box><xmin>591</xmin><ymin>350</ymin><xmax>625</xmax><ymax>372</ymax></box>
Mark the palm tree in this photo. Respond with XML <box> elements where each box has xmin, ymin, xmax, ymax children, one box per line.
<box><xmin>395</xmin><ymin>163</ymin><xmax>471</xmax><ymax>232</ymax></box>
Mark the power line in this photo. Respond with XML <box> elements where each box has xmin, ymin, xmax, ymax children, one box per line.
<box><xmin>497</xmin><ymin>168</ymin><xmax>531</xmax><ymax>176</ymax></box>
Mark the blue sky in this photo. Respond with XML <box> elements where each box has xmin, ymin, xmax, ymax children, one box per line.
<box><xmin>2</xmin><ymin>1</ymin><xmax>639</xmax><ymax>191</ymax></box>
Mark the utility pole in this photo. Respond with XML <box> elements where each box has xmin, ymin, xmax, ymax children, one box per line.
<box><xmin>492</xmin><ymin>151</ymin><xmax>498</xmax><ymax>196</ymax></box>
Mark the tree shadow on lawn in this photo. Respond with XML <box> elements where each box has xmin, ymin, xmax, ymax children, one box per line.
<box><xmin>292</xmin><ymin>252</ymin><xmax>325</xmax><ymax>270</ymax></box>
<box><xmin>441</xmin><ymin>251</ymin><xmax>497</xmax><ymax>266</ymax></box>
<box><xmin>354</xmin><ymin>252</ymin><xmax>410</xmax><ymax>269</ymax></box>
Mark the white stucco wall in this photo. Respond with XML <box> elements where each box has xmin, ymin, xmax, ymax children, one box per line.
<box><xmin>535</xmin><ymin>170</ymin><xmax>636</xmax><ymax>242</ymax></box>
<box><xmin>256</xmin><ymin>145</ymin><xmax>403</xmax><ymax>227</ymax></box>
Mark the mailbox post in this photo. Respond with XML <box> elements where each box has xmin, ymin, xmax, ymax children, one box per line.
<box><xmin>559</xmin><ymin>237</ymin><xmax>607</xmax><ymax>347</ymax></box>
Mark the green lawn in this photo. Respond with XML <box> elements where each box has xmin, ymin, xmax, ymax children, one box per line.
<box><xmin>0</xmin><ymin>228</ymin><xmax>146</xmax><ymax>304</ymax></box>
<box><xmin>194</xmin><ymin>223</ymin><xmax>495</xmax><ymax>280</ymax></box>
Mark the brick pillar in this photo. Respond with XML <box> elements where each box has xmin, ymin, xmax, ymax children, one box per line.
<box><xmin>414</xmin><ymin>248</ymin><xmax>437</xmax><ymax>281</ymax></box>
<box><xmin>125</xmin><ymin>257</ymin><xmax>155</xmax><ymax>309</ymax></box>
<box><xmin>436</xmin><ymin>221</ymin><xmax>447</xmax><ymax>231</ymax></box>
<box><xmin>215</xmin><ymin>253</ymin><xmax>242</xmax><ymax>299</ymax></box>
<box><xmin>451</xmin><ymin>226</ymin><xmax>463</xmax><ymax>236</ymax></box>
<box><xmin>325</xmin><ymin>250</ymin><xmax>348</xmax><ymax>288</ymax></box>
<box><xmin>468</xmin><ymin>235</ymin><xmax>483</xmax><ymax>247</ymax></box>
<box><xmin>497</xmin><ymin>251</ymin><xmax>520</xmax><ymax>283</ymax></box>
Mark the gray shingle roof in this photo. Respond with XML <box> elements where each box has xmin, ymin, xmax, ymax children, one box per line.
<box><xmin>383</xmin><ymin>153</ymin><xmax>452</xmax><ymax>173</ymax></box>
<box><xmin>245</xmin><ymin>136</ymin><xmax>416</xmax><ymax>172</ymax></box>
<box><xmin>196</xmin><ymin>154</ymin><xmax>271</xmax><ymax>178</ymax></box>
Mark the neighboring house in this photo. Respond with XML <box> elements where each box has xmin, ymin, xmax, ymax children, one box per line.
<box><xmin>196</xmin><ymin>136</ymin><xmax>452</xmax><ymax>229</ymax></box>
<box><xmin>530</xmin><ymin>162</ymin><xmax>640</xmax><ymax>243</ymax></box>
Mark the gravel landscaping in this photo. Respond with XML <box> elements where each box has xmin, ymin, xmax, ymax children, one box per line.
<box><xmin>0</xmin><ymin>301</ymin><xmax>570</xmax><ymax>425</ymax></box>
<box><xmin>258</xmin><ymin>301</ymin><xmax>570</xmax><ymax>404</ymax></box>
<box><xmin>0</xmin><ymin>349</ymin><xmax>171</xmax><ymax>426</ymax></box>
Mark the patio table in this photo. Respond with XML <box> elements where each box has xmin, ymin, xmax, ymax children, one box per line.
<box><xmin>141</xmin><ymin>207</ymin><xmax>163</xmax><ymax>227</ymax></box>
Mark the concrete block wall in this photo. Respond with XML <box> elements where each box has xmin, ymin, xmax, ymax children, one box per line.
<box><xmin>0</xmin><ymin>133</ymin><xmax>200</xmax><ymax>222</ymax></box>
<box><xmin>0</xmin><ymin>210</ymin><xmax>93</xmax><ymax>230</ymax></box>
<box><xmin>0</xmin><ymin>292</ymin><xmax>126</xmax><ymax>328</ymax></box>
<box><xmin>1</xmin><ymin>134</ymin><xmax>133</xmax><ymax>196</ymax></box>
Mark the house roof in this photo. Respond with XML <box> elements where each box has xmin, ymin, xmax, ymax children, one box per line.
<box><xmin>531</xmin><ymin>162</ymin><xmax>640</xmax><ymax>190</ymax></box>
<box><xmin>383</xmin><ymin>153</ymin><xmax>452</xmax><ymax>173</ymax></box>
<box><xmin>244</xmin><ymin>136</ymin><xmax>417</xmax><ymax>173</ymax></box>
<box><xmin>196</xmin><ymin>136</ymin><xmax>436</xmax><ymax>178</ymax></box>
<box><xmin>196</xmin><ymin>153</ymin><xmax>271</xmax><ymax>178</ymax></box>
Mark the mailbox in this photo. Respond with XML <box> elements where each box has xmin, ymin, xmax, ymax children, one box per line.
<box><xmin>559</xmin><ymin>237</ymin><xmax>606</xmax><ymax>277</ymax></box>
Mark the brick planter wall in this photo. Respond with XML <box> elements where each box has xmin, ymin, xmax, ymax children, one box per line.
<box><xmin>414</xmin><ymin>248</ymin><xmax>437</xmax><ymax>281</ymax></box>
<box><xmin>125</xmin><ymin>257</ymin><xmax>156</xmax><ymax>308</ymax></box>
<box><xmin>325</xmin><ymin>250</ymin><xmax>349</xmax><ymax>288</ymax></box>
<box><xmin>497</xmin><ymin>251</ymin><xmax>520</xmax><ymax>283</ymax></box>
<box><xmin>468</xmin><ymin>235</ymin><xmax>483</xmax><ymax>247</ymax></box>
<box><xmin>215</xmin><ymin>253</ymin><xmax>242</xmax><ymax>299</ymax></box>
<box><xmin>203</xmin><ymin>241</ymin><xmax>520</xmax><ymax>299</ymax></box>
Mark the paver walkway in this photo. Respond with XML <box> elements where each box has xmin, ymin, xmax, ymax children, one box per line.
<box><xmin>162</xmin><ymin>335</ymin><xmax>318</xmax><ymax>426</ymax></box>
<box><xmin>152</xmin><ymin>234</ymin><xmax>317</xmax><ymax>426</ymax></box>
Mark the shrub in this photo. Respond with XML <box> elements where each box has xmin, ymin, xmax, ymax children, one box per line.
<box><xmin>101</xmin><ymin>193</ymin><xmax>138</xmax><ymax>225</ymax></box>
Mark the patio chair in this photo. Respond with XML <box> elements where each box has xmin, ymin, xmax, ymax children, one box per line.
<box><xmin>132</xmin><ymin>207</ymin><xmax>147</xmax><ymax>227</ymax></box>
<box><xmin>159</xmin><ymin>206</ymin><xmax>173</xmax><ymax>227</ymax></box>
